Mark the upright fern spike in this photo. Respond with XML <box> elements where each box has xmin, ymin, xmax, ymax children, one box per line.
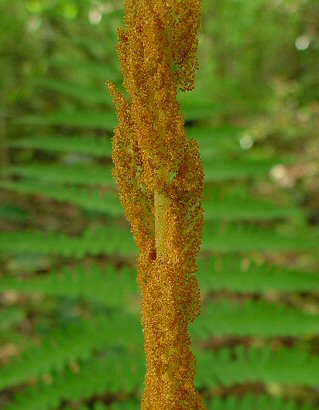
<box><xmin>107</xmin><ymin>0</ymin><xmax>206</xmax><ymax>408</ymax></box>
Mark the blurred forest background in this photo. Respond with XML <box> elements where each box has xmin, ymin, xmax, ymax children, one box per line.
<box><xmin>0</xmin><ymin>0</ymin><xmax>318</xmax><ymax>409</ymax></box>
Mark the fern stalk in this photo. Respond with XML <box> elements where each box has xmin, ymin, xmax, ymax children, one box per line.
<box><xmin>107</xmin><ymin>0</ymin><xmax>206</xmax><ymax>408</ymax></box>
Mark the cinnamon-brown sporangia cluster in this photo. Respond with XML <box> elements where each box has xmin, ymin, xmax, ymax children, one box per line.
<box><xmin>107</xmin><ymin>0</ymin><xmax>206</xmax><ymax>408</ymax></box>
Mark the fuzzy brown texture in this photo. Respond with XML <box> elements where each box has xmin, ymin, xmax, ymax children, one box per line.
<box><xmin>107</xmin><ymin>0</ymin><xmax>206</xmax><ymax>408</ymax></box>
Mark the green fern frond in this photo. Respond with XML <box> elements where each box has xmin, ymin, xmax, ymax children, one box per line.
<box><xmin>0</xmin><ymin>312</ymin><xmax>142</xmax><ymax>392</ymax></box>
<box><xmin>3</xmin><ymin>164</ymin><xmax>114</xmax><ymax>187</ymax></box>
<box><xmin>1</xmin><ymin>180</ymin><xmax>300</xmax><ymax>222</ymax></box>
<box><xmin>0</xmin><ymin>278</ymin><xmax>319</xmax><ymax>339</ymax></box>
<box><xmin>195</xmin><ymin>345</ymin><xmax>319</xmax><ymax>388</ymax></box>
<box><xmin>4</xmin><ymin>348</ymin><xmax>145</xmax><ymax>410</ymax></box>
<box><xmin>179</xmin><ymin>99</ymin><xmax>221</xmax><ymax>121</ymax></box>
<box><xmin>106</xmin><ymin>400</ymin><xmax>141</xmax><ymax>410</ymax></box>
<box><xmin>198</xmin><ymin>256</ymin><xmax>319</xmax><ymax>293</ymax></box>
<box><xmin>202</xmin><ymin>223</ymin><xmax>318</xmax><ymax>253</ymax></box>
<box><xmin>9</xmin><ymin>136</ymin><xmax>113</xmax><ymax>157</ymax></box>
<box><xmin>2</xmin><ymin>156</ymin><xmax>279</xmax><ymax>186</ymax></box>
<box><xmin>0</xmin><ymin>226</ymin><xmax>136</xmax><ymax>258</ymax></box>
<box><xmin>15</xmin><ymin>111</ymin><xmax>116</xmax><ymax>130</ymax></box>
<box><xmin>206</xmin><ymin>395</ymin><xmax>313</xmax><ymax>410</ymax></box>
<box><xmin>8</xmin><ymin>126</ymin><xmax>243</xmax><ymax>160</ymax></box>
<box><xmin>0</xmin><ymin>307</ymin><xmax>26</xmax><ymax>332</ymax></box>
<box><xmin>49</xmin><ymin>58</ymin><xmax>121</xmax><ymax>82</ymax></box>
<box><xmin>204</xmin><ymin>187</ymin><xmax>301</xmax><ymax>221</ymax></box>
<box><xmin>64</xmin><ymin>400</ymin><xmax>141</xmax><ymax>410</ymax></box>
<box><xmin>189</xmin><ymin>124</ymin><xmax>243</xmax><ymax>141</ymax></box>
<box><xmin>5</xmin><ymin>345</ymin><xmax>319</xmax><ymax>410</ymax></box>
<box><xmin>0</xmin><ymin>264</ymin><xmax>138</xmax><ymax>306</ymax></box>
<box><xmin>193</xmin><ymin>299</ymin><xmax>319</xmax><ymax>337</ymax></box>
<box><xmin>0</xmin><ymin>223</ymin><xmax>317</xmax><ymax>258</ymax></box>
<box><xmin>34</xmin><ymin>78</ymin><xmax>112</xmax><ymax>105</ymax></box>
<box><xmin>16</xmin><ymin>104</ymin><xmax>220</xmax><ymax>130</ymax></box>
<box><xmin>1</xmin><ymin>258</ymin><xmax>317</xmax><ymax>307</ymax></box>
<box><xmin>0</xmin><ymin>180</ymin><xmax>121</xmax><ymax>216</ymax></box>
<box><xmin>204</xmin><ymin>156</ymin><xmax>290</xmax><ymax>181</ymax></box>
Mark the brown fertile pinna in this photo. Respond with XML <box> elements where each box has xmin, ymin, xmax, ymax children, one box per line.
<box><xmin>107</xmin><ymin>0</ymin><xmax>206</xmax><ymax>408</ymax></box>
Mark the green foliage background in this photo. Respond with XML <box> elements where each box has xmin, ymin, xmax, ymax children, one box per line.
<box><xmin>0</xmin><ymin>0</ymin><xmax>318</xmax><ymax>408</ymax></box>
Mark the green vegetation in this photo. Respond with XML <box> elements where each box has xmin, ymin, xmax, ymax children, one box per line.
<box><xmin>0</xmin><ymin>0</ymin><xmax>318</xmax><ymax>409</ymax></box>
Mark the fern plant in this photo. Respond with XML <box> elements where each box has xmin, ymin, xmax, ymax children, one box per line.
<box><xmin>0</xmin><ymin>0</ymin><xmax>318</xmax><ymax>409</ymax></box>
<box><xmin>107</xmin><ymin>0</ymin><xmax>207</xmax><ymax>407</ymax></box>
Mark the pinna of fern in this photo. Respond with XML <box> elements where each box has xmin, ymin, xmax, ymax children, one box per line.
<box><xmin>107</xmin><ymin>0</ymin><xmax>206</xmax><ymax>408</ymax></box>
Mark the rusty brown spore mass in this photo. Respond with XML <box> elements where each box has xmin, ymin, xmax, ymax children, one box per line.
<box><xmin>107</xmin><ymin>1</ymin><xmax>206</xmax><ymax>408</ymax></box>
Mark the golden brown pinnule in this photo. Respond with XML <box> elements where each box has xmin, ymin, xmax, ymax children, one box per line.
<box><xmin>107</xmin><ymin>0</ymin><xmax>206</xmax><ymax>408</ymax></box>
